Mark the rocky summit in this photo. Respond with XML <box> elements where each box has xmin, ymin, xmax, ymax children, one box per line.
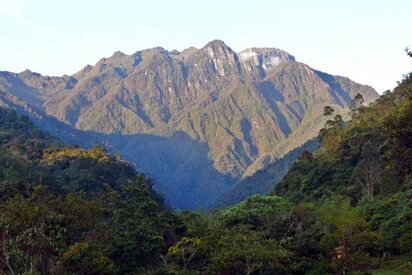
<box><xmin>0</xmin><ymin>40</ymin><xmax>378</xmax><ymax>209</ymax></box>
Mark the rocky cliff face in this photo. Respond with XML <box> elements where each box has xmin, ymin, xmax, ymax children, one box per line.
<box><xmin>0</xmin><ymin>40</ymin><xmax>379</xmax><ymax>209</ymax></box>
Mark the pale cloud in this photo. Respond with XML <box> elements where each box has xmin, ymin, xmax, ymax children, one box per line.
<box><xmin>0</xmin><ymin>0</ymin><xmax>24</xmax><ymax>17</ymax></box>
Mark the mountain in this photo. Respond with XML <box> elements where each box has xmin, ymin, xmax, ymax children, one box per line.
<box><xmin>0</xmin><ymin>71</ymin><xmax>410</xmax><ymax>275</ymax></box>
<box><xmin>161</xmin><ymin>72</ymin><xmax>412</xmax><ymax>275</ymax></box>
<box><xmin>0</xmin><ymin>40</ymin><xmax>378</xmax><ymax>209</ymax></box>
<box><xmin>274</xmin><ymin>72</ymin><xmax>412</xmax><ymax>203</ymax></box>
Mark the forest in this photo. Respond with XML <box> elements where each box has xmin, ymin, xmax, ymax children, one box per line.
<box><xmin>0</xmin><ymin>71</ymin><xmax>411</xmax><ymax>274</ymax></box>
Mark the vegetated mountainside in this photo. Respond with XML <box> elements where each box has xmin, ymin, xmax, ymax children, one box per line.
<box><xmin>274</xmin><ymin>73</ymin><xmax>412</xmax><ymax>203</ymax></box>
<box><xmin>266</xmin><ymin>73</ymin><xmax>412</xmax><ymax>273</ymax></box>
<box><xmin>0</xmin><ymin>40</ymin><xmax>378</xmax><ymax>209</ymax></box>
<box><xmin>0</xmin><ymin>107</ymin><xmax>186</xmax><ymax>274</ymax></box>
<box><xmin>0</xmin><ymin>71</ymin><xmax>410</xmax><ymax>274</ymax></box>
<box><xmin>159</xmin><ymin>72</ymin><xmax>412</xmax><ymax>274</ymax></box>
<box><xmin>216</xmin><ymin>137</ymin><xmax>320</xmax><ymax>207</ymax></box>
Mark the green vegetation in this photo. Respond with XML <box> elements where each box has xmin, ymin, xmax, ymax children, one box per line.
<box><xmin>216</xmin><ymin>138</ymin><xmax>319</xmax><ymax>207</ymax></box>
<box><xmin>0</xmin><ymin>108</ymin><xmax>184</xmax><ymax>274</ymax></box>
<box><xmin>160</xmin><ymin>72</ymin><xmax>412</xmax><ymax>274</ymax></box>
<box><xmin>275</xmin><ymin>73</ymin><xmax>412</xmax><ymax>203</ymax></box>
<box><xmin>0</xmin><ymin>69</ymin><xmax>410</xmax><ymax>273</ymax></box>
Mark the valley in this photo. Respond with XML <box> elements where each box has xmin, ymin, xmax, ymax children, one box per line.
<box><xmin>0</xmin><ymin>40</ymin><xmax>378</xmax><ymax>209</ymax></box>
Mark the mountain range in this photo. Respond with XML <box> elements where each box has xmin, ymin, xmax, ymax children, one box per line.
<box><xmin>0</xmin><ymin>40</ymin><xmax>378</xmax><ymax>209</ymax></box>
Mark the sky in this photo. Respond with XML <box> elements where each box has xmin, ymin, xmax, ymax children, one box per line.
<box><xmin>0</xmin><ymin>0</ymin><xmax>411</xmax><ymax>93</ymax></box>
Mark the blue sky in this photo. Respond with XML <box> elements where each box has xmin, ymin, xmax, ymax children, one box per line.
<box><xmin>0</xmin><ymin>0</ymin><xmax>411</xmax><ymax>93</ymax></box>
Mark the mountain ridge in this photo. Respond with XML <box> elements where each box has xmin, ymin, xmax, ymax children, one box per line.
<box><xmin>0</xmin><ymin>40</ymin><xmax>379</xmax><ymax>209</ymax></box>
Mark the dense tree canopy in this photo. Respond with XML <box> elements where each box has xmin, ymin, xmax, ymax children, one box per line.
<box><xmin>0</xmin><ymin>108</ymin><xmax>184</xmax><ymax>274</ymax></box>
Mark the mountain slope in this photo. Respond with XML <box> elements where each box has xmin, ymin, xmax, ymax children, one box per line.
<box><xmin>274</xmin><ymin>72</ymin><xmax>412</xmax><ymax>202</ymax></box>
<box><xmin>0</xmin><ymin>40</ymin><xmax>378</xmax><ymax>209</ymax></box>
<box><xmin>216</xmin><ymin>138</ymin><xmax>320</xmax><ymax>207</ymax></box>
<box><xmin>0</xmin><ymin>106</ymin><xmax>186</xmax><ymax>274</ymax></box>
<box><xmin>161</xmin><ymin>72</ymin><xmax>412</xmax><ymax>275</ymax></box>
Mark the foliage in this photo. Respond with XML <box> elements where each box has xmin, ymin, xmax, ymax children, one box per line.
<box><xmin>0</xmin><ymin>108</ymin><xmax>183</xmax><ymax>274</ymax></box>
<box><xmin>268</xmin><ymin>71</ymin><xmax>412</xmax><ymax>273</ymax></box>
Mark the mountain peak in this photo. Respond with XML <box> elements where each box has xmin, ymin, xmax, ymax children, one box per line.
<box><xmin>238</xmin><ymin>47</ymin><xmax>295</xmax><ymax>70</ymax></box>
<box><xmin>18</xmin><ymin>69</ymin><xmax>42</xmax><ymax>78</ymax></box>
<box><xmin>204</xmin><ymin>39</ymin><xmax>229</xmax><ymax>47</ymax></box>
<box><xmin>0</xmin><ymin>41</ymin><xmax>379</xmax><ymax>210</ymax></box>
<box><xmin>21</xmin><ymin>69</ymin><xmax>32</xmax><ymax>73</ymax></box>
<box><xmin>112</xmin><ymin>50</ymin><xmax>126</xmax><ymax>58</ymax></box>
<box><xmin>202</xmin><ymin>39</ymin><xmax>235</xmax><ymax>56</ymax></box>
<box><xmin>198</xmin><ymin>40</ymin><xmax>240</xmax><ymax>77</ymax></box>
